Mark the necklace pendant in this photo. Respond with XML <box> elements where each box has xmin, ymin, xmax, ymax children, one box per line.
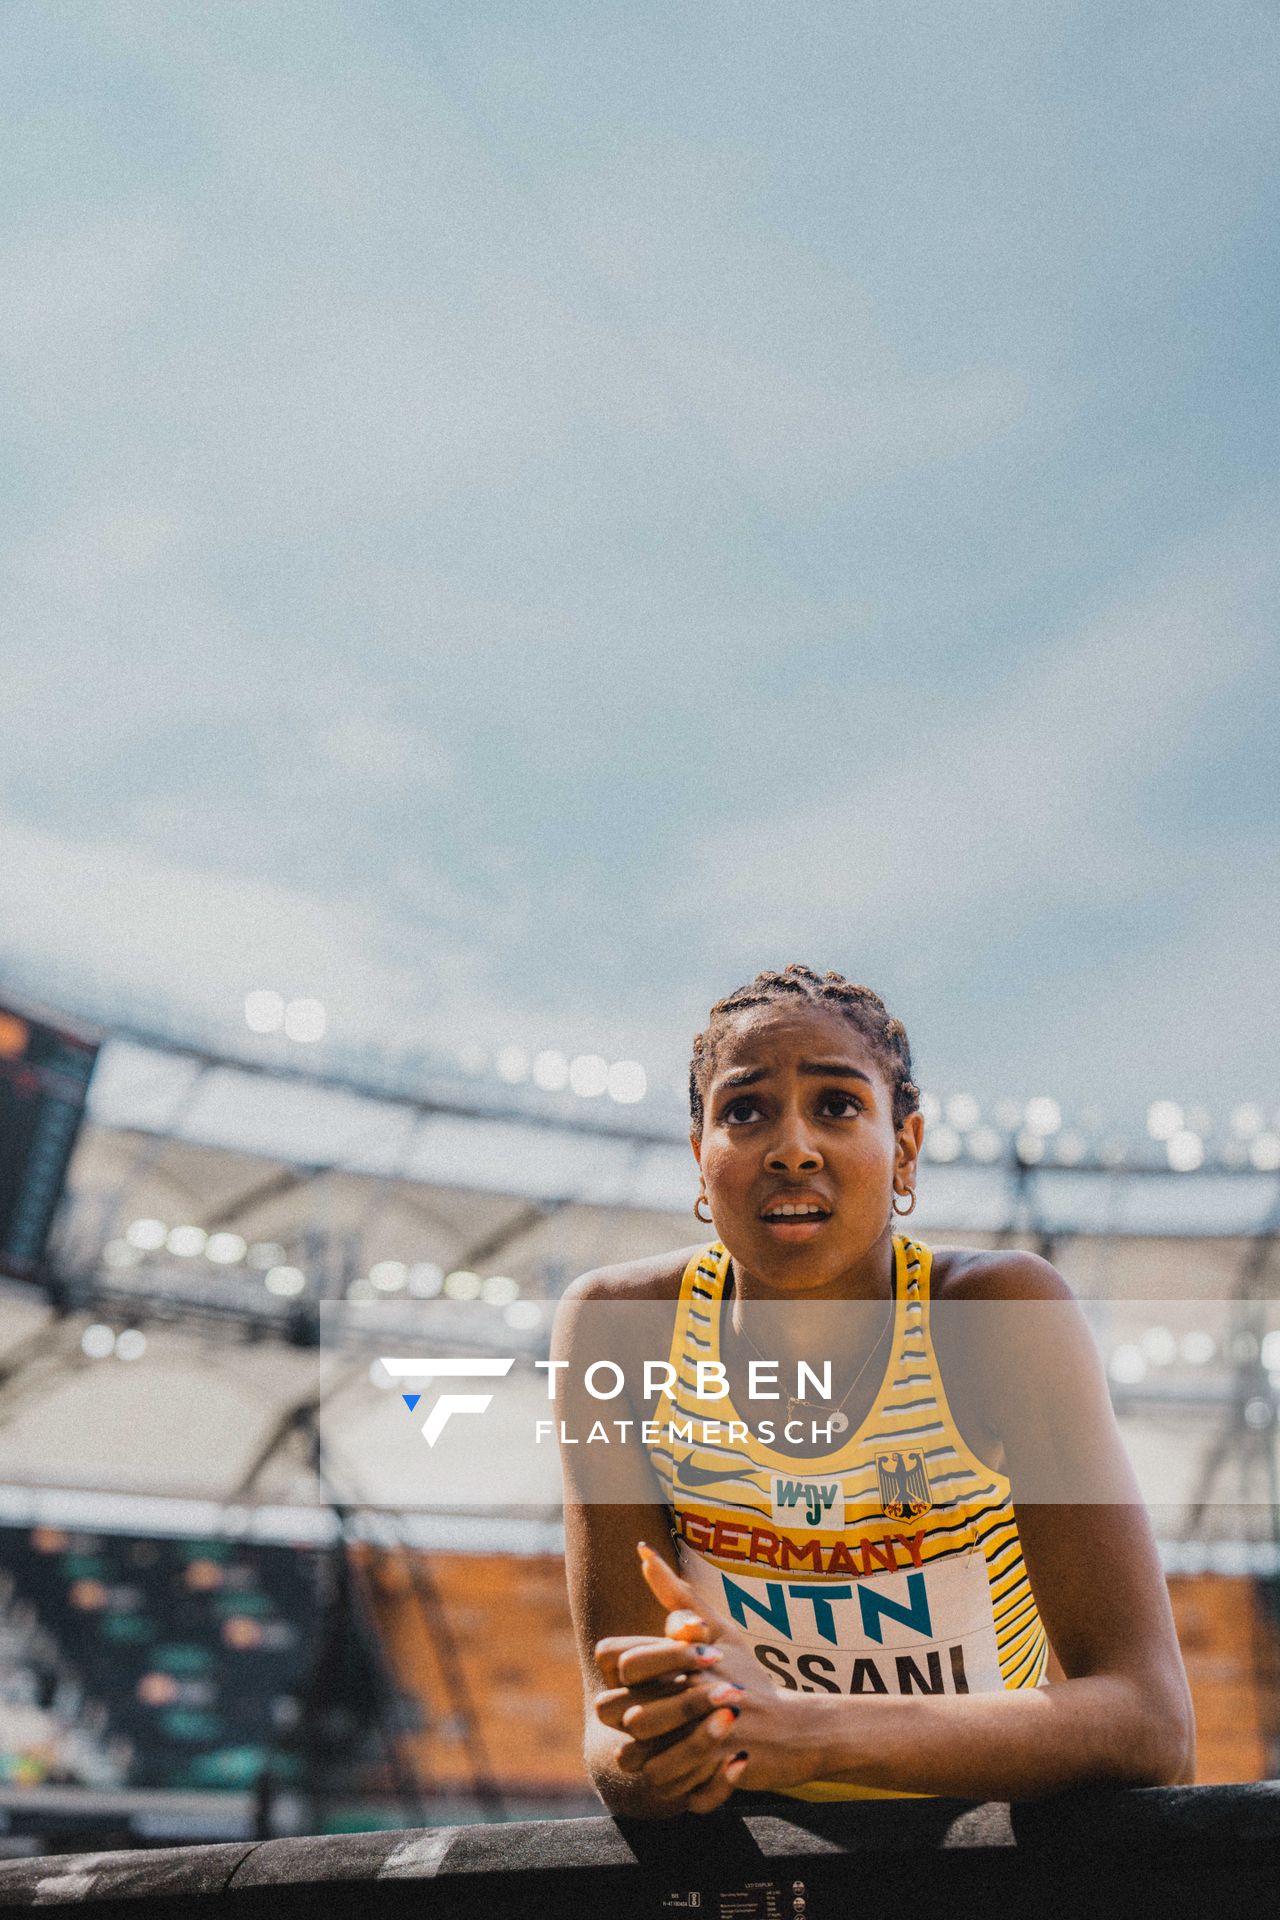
<box><xmin>827</xmin><ymin>1410</ymin><xmax>849</xmax><ymax>1435</ymax></box>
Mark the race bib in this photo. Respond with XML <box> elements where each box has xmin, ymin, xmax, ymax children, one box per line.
<box><xmin>677</xmin><ymin>1543</ymin><xmax>1004</xmax><ymax>1698</ymax></box>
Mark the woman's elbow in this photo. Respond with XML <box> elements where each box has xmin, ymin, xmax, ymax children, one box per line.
<box><xmin>1118</xmin><ymin>1674</ymin><xmax>1196</xmax><ymax>1787</ymax></box>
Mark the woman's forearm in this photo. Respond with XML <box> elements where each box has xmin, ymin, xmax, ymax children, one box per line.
<box><xmin>805</xmin><ymin>1672</ymin><xmax>1193</xmax><ymax>1800</ymax></box>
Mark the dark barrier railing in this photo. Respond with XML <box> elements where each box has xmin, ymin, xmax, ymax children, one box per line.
<box><xmin>0</xmin><ymin>1785</ymin><xmax>1277</xmax><ymax>1919</ymax></box>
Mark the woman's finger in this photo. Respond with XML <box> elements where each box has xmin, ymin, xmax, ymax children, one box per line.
<box><xmin>636</xmin><ymin>1706</ymin><xmax>741</xmax><ymax>1789</ymax></box>
<box><xmin>685</xmin><ymin>1751</ymin><xmax>750</xmax><ymax>1814</ymax></box>
<box><xmin>615</xmin><ymin>1637</ymin><xmax>723</xmax><ymax>1687</ymax></box>
<box><xmin>638</xmin><ymin>1542</ymin><xmax>721</xmax><ymax>1643</ymax></box>
<box><xmin>621</xmin><ymin>1682</ymin><xmax>744</xmax><ymax>1742</ymax></box>
<box><xmin>594</xmin><ymin>1634</ymin><xmax>675</xmax><ymax>1687</ymax></box>
<box><xmin>594</xmin><ymin>1678</ymin><xmax>700</xmax><ymax>1731</ymax></box>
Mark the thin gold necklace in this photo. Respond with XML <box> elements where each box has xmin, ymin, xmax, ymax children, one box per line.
<box><xmin>726</xmin><ymin>1266</ymin><xmax>895</xmax><ymax>1436</ymax></box>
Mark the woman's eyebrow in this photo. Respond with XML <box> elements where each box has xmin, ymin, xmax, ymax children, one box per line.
<box><xmin>718</xmin><ymin>1061</ymin><xmax>873</xmax><ymax>1089</ymax></box>
<box><xmin>799</xmin><ymin>1061</ymin><xmax>873</xmax><ymax>1084</ymax></box>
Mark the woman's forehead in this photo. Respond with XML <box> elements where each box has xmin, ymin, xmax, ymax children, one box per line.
<box><xmin>711</xmin><ymin>1000</ymin><xmax>877</xmax><ymax>1071</ymax></box>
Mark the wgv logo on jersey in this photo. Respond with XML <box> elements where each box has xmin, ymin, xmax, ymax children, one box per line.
<box><xmin>771</xmin><ymin>1474</ymin><xmax>845</xmax><ymax>1531</ymax></box>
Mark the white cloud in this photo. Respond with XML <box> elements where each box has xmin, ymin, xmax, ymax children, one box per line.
<box><xmin>676</xmin><ymin>504</ymin><xmax>1278</xmax><ymax>961</ymax></box>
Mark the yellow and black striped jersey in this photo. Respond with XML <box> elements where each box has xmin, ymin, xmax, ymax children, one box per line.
<box><xmin>646</xmin><ymin>1234</ymin><xmax>1049</xmax><ymax>1800</ymax></box>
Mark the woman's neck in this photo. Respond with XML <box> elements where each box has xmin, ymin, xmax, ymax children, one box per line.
<box><xmin>725</xmin><ymin>1230</ymin><xmax>897</xmax><ymax>1376</ymax></box>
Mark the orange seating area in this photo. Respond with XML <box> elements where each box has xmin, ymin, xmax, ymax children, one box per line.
<box><xmin>352</xmin><ymin>1547</ymin><xmax>589</xmax><ymax>1799</ymax></box>
<box><xmin>1168</xmin><ymin>1573</ymin><xmax>1280</xmax><ymax>1784</ymax></box>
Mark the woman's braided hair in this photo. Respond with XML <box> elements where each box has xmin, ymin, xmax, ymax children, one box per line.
<box><xmin>689</xmin><ymin>963</ymin><xmax>920</xmax><ymax>1139</ymax></box>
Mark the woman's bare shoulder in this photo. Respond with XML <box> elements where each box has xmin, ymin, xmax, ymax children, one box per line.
<box><xmin>560</xmin><ymin>1245</ymin><xmax>705</xmax><ymax>1305</ymax></box>
<box><xmin>930</xmin><ymin>1242</ymin><xmax>1076</xmax><ymax>1303</ymax></box>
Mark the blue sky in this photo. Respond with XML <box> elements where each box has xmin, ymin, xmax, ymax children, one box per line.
<box><xmin>2</xmin><ymin>2</ymin><xmax>1277</xmax><ymax>1124</ymax></box>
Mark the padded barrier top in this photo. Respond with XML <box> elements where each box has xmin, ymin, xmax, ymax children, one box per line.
<box><xmin>0</xmin><ymin>1784</ymin><xmax>1276</xmax><ymax>1919</ymax></box>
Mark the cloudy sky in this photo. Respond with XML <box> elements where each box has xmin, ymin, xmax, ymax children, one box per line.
<box><xmin>2</xmin><ymin>2</ymin><xmax>1277</xmax><ymax>1124</ymax></box>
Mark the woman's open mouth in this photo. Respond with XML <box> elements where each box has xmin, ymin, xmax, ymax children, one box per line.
<box><xmin>758</xmin><ymin>1200</ymin><xmax>832</xmax><ymax>1242</ymax></box>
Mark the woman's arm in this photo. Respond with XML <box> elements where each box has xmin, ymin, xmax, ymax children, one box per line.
<box><xmin>555</xmin><ymin>1270</ymin><xmax>747</xmax><ymax>1817</ymax></box>
<box><xmin>766</xmin><ymin>1254</ymin><xmax>1194</xmax><ymax>1797</ymax></box>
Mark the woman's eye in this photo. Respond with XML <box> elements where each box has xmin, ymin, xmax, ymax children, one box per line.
<box><xmin>723</xmin><ymin>1098</ymin><xmax>763</xmax><ymax>1124</ymax></box>
<box><xmin>820</xmin><ymin>1091</ymin><xmax>863</xmax><ymax>1117</ymax></box>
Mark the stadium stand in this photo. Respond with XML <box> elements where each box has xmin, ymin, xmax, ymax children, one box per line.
<box><xmin>0</xmin><ymin>1016</ymin><xmax>1274</xmax><ymax>1852</ymax></box>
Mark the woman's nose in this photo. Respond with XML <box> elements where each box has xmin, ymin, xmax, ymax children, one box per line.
<box><xmin>765</xmin><ymin>1127</ymin><xmax>823</xmax><ymax>1173</ymax></box>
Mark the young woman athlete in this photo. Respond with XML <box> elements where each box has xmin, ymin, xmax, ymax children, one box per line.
<box><xmin>554</xmin><ymin>966</ymin><xmax>1193</xmax><ymax>1816</ymax></box>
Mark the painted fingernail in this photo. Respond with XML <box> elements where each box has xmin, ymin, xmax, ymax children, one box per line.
<box><xmin>706</xmin><ymin>1682</ymin><xmax>746</xmax><ymax>1706</ymax></box>
<box><xmin>693</xmin><ymin>1644</ymin><xmax>722</xmax><ymax>1665</ymax></box>
<box><xmin>637</xmin><ymin>1541</ymin><xmax>653</xmax><ymax>1558</ymax></box>
<box><xmin>707</xmin><ymin>1709</ymin><xmax>737</xmax><ymax>1738</ymax></box>
<box><xmin>725</xmin><ymin>1752</ymin><xmax>750</xmax><ymax>1781</ymax></box>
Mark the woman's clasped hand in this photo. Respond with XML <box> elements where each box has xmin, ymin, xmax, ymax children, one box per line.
<box><xmin>592</xmin><ymin>1541</ymin><xmax>826</xmax><ymax>1812</ymax></box>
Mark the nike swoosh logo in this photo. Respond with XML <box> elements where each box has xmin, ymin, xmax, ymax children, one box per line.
<box><xmin>673</xmin><ymin>1455</ymin><xmax>754</xmax><ymax>1489</ymax></box>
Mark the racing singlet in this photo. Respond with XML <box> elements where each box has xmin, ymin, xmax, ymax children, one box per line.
<box><xmin>646</xmin><ymin>1234</ymin><xmax>1049</xmax><ymax>1800</ymax></box>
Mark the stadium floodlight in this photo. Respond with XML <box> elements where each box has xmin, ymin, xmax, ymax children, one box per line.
<box><xmin>967</xmin><ymin>1125</ymin><xmax>1003</xmax><ymax>1163</ymax></box>
<box><xmin>1166</xmin><ymin>1130</ymin><xmax>1204</xmax><ymax>1172</ymax></box>
<box><xmin>1109</xmin><ymin>1344</ymin><xmax>1148</xmax><ymax>1386</ymax></box>
<box><xmin>569</xmin><ymin>1053</ymin><xmax>608</xmax><ymax>1098</ymax></box>
<box><xmin>1249</xmin><ymin>1132</ymin><xmax>1280</xmax><ymax>1172</ymax></box>
<box><xmin>919</xmin><ymin>1091</ymin><xmax>941</xmax><ymax>1127</ymax></box>
<box><xmin>264</xmin><ymin>1265</ymin><xmax>306</xmax><ymax>1296</ymax></box>
<box><xmin>1024</xmin><ymin>1097</ymin><xmax>1062</xmax><ymax>1137</ymax></box>
<box><xmin>407</xmin><ymin>1261</ymin><xmax>444</xmax><ymax>1298</ymax></box>
<box><xmin>167</xmin><ymin>1225</ymin><xmax>208</xmax><ymax>1258</ymax></box>
<box><xmin>1054</xmin><ymin>1130</ymin><xmax>1087</xmax><ymax>1166</ymax></box>
<box><xmin>247</xmin><ymin>1241</ymin><xmax>286</xmax><ymax>1270</ymax></box>
<box><xmin>496</xmin><ymin>1044</ymin><xmax>530</xmax><ymax>1083</ymax></box>
<box><xmin>205</xmin><ymin>1232</ymin><xmax>247</xmax><ymax>1265</ymax></box>
<box><xmin>126</xmin><ymin>1218</ymin><xmax>167</xmax><ymax>1251</ymax></box>
<box><xmin>1146</xmin><ymin>1100</ymin><xmax>1183</xmax><ymax>1142</ymax></box>
<box><xmin>532</xmin><ymin>1049</ymin><xmax>569</xmax><ymax>1091</ymax></box>
<box><xmin>369</xmin><ymin>1260</ymin><xmax>407</xmax><ymax>1292</ymax></box>
<box><xmin>481</xmin><ymin>1274</ymin><xmax>519</xmax><ymax>1304</ymax></box>
<box><xmin>115</xmin><ymin>1329</ymin><xmax>146</xmax><ymax>1361</ymax></box>
<box><xmin>945</xmin><ymin>1093</ymin><xmax>980</xmax><ymax>1132</ymax></box>
<box><xmin>443</xmin><ymin>1268</ymin><xmax>482</xmax><ymax>1299</ymax></box>
<box><xmin>1140</xmin><ymin>1326</ymin><xmax>1178</xmax><ymax>1367</ymax></box>
<box><xmin>607</xmin><ymin>1060</ymin><xmax>647</xmax><ymax>1104</ymax></box>
<box><xmin>503</xmin><ymin>1300</ymin><xmax>543</xmax><ymax>1331</ymax></box>
<box><xmin>244</xmin><ymin>989</ymin><xmax>285</xmax><ymax>1034</ymax></box>
<box><xmin>1231</xmin><ymin>1103</ymin><xmax>1264</xmax><ymax>1139</ymax></box>
<box><xmin>81</xmin><ymin>1323</ymin><xmax>115</xmax><ymax>1359</ymax></box>
<box><xmin>926</xmin><ymin>1123</ymin><xmax>961</xmax><ymax>1163</ymax></box>
<box><xmin>1181</xmin><ymin>1330</ymin><xmax>1216</xmax><ymax>1366</ymax></box>
<box><xmin>1260</xmin><ymin>1331</ymin><xmax>1280</xmax><ymax>1375</ymax></box>
<box><xmin>1014</xmin><ymin>1128</ymin><xmax>1046</xmax><ymax>1164</ymax></box>
<box><xmin>284</xmin><ymin>997</ymin><xmax>326</xmax><ymax>1043</ymax></box>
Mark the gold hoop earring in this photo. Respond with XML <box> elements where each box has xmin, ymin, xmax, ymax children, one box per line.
<box><xmin>694</xmin><ymin>1195</ymin><xmax>713</xmax><ymax>1224</ymax></box>
<box><xmin>892</xmin><ymin>1189</ymin><xmax>916</xmax><ymax>1217</ymax></box>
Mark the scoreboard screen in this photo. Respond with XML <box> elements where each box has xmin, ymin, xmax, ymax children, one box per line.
<box><xmin>0</xmin><ymin>1000</ymin><xmax>100</xmax><ymax>1280</ymax></box>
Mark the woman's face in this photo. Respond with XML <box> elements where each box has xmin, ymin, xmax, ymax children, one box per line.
<box><xmin>692</xmin><ymin>1001</ymin><xmax>923</xmax><ymax>1294</ymax></box>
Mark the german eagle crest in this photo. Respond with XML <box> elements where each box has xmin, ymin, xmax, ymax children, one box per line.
<box><xmin>876</xmin><ymin>1448</ymin><xmax>932</xmax><ymax>1518</ymax></box>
